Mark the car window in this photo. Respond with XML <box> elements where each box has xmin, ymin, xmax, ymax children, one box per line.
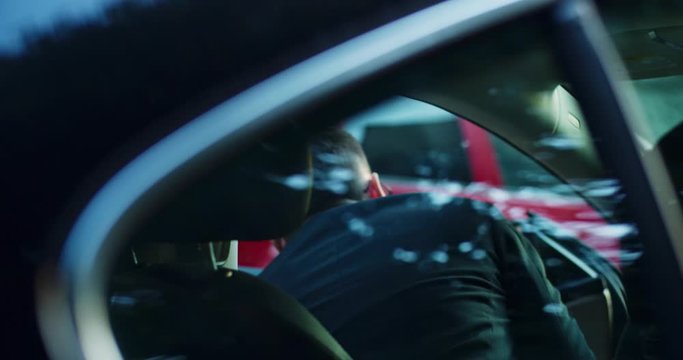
<box><xmin>259</xmin><ymin>13</ymin><xmax>643</xmax><ymax>360</ymax></box>
<box><xmin>105</xmin><ymin>6</ymin><xmax>661</xmax><ymax>360</ymax></box>
<box><xmin>345</xmin><ymin>97</ymin><xmax>471</xmax><ymax>183</ymax></box>
<box><xmin>343</xmin><ymin>97</ymin><xmax>623</xmax><ymax>268</ymax></box>
<box><xmin>491</xmin><ymin>135</ymin><xmax>565</xmax><ymax>190</ymax></box>
<box><xmin>19</xmin><ymin>0</ymin><xmax>683</xmax><ymax>358</ymax></box>
<box><xmin>609</xmin><ymin>24</ymin><xmax>683</xmax><ymax>209</ymax></box>
<box><xmin>259</xmin><ymin>91</ymin><xmax>632</xmax><ymax>360</ymax></box>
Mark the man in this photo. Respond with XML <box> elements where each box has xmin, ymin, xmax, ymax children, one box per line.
<box><xmin>260</xmin><ymin>129</ymin><xmax>594</xmax><ymax>359</ymax></box>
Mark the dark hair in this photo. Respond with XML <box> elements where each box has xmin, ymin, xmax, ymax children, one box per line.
<box><xmin>308</xmin><ymin>128</ymin><xmax>370</xmax><ymax>215</ymax></box>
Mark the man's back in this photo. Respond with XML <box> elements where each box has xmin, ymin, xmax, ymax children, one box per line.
<box><xmin>260</xmin><ymin>193</ymin><xmax>594</xmax><ymax>359</ymax></box>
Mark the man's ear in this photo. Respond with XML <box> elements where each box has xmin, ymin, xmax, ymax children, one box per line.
<box><xmin>273</xmin><ymin>237</ymin><xmax>287</xmax><ymax>252</ymax></box>
<box><xmin>367</xmin><ymin>172</ymin><xmax>388</xmax><ymax>199</ymax></box>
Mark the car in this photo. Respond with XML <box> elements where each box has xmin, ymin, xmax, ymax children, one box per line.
<box><xmin>4</xmin><ymin>0</ymin><xmax>683</xmax><ymax>358</ymax></box>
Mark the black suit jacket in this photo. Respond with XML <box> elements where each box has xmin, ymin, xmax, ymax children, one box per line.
<box><xmin>260</xmin><ymin>193</ymin><xmax>595</xmax><ymax>359</ymax></box>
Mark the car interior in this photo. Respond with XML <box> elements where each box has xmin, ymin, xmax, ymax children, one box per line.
<box><xmin>106</xmin><ymin>136</ymin><xmax>626</xmax><ymax>360</ymax></box>
<box><xmin>106</xmin><ymin>116</ymin><xmax>628</xmax><ymax>359</ymax></box>
<box><xmin>37</xmin><ymin>1</ymin><xmax>683</xmax><ymax>359</ymax></box>
<box><xmin>109</xmin><ymin>134</ymin><xmax>351</xmax><ymax>359</ymax></box>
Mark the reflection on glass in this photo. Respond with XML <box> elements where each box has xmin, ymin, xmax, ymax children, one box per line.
<box><xmin>106</xmin><ymin>9</ymin><xmax>658</xmax><ymax>360</ymax></box>
<box><xmin>343</xmin><ymin>97</ymin><xmax>633</xmax><ymax>268</ymax></box>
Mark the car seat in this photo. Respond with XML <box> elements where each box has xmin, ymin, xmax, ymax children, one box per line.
<box><xmin>108</xmin><ymin>135</ymin><xmax>351</xmax><ymax>359</ymax></box>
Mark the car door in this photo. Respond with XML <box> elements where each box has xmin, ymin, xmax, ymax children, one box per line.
<box><xmin>9</xmin><ymin>0</ymin><xmax>683</xmax><ymax>359</ymax></box>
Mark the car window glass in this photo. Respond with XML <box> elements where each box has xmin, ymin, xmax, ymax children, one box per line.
<box><xmin>597</xmin><ymin>1</ymin><xmax>683</xmax><ymax>218</ymax></box>
<box><xmin>343</xmin><ymin>97</ymin><xmax>624</xmax><ymax>266</ymax></box>
<box><xmin>345</xmin><ymin>97</ymin><xmax>471</xmax><ymax>184</ymax></box>
<box><xmin>108</xmin><ymin>9</ymin><xmax>658</xmax><ymax>360</ymax></box>
<box><xmin>279</xmin><ymin>14</ymin><xmax>645</xmax><ymax>360</ymax></box>
<box><xmin>490</xmin><ymin>134</ymin><xmax>565</xmax><ymax>190</ymax></box>
<box><xmin>610</xmin><ymin>28</ymin><xmax>683</xmax><ymax>210</ymax></box>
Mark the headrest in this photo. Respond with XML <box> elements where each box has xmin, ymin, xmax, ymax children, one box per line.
<box><xmin>129</xmin><ymin>135</ymin><xmax>312</xmax><ymax>244</ymax></box>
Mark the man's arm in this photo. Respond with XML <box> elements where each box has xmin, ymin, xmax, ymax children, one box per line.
<box><xmin>493</xmin><ymin>219</ymin><xmax>596</xmax><ymax>360</ymax></box>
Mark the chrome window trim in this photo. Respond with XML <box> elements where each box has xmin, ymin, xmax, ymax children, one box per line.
<box><xmin>37</xmin><ymin>0</ymin><xmax>556</xmax><ymax>358</ymax></box>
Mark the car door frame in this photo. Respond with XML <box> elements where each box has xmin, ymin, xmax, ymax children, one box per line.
<box><xmin>36</xmin><ymin>0</ymin><xmax>683</xmax><ymax>359</ymax></box>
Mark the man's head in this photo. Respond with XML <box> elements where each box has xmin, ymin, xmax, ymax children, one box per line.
<box><xmin>273</xmin><ymin>128</ymin><xmax>387</xmax><ymax>252</ymax></box>
<box><xmin>307</xmin><ymin>128</ymin><xmax>373</xmax><ymax>216</ymax></box>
